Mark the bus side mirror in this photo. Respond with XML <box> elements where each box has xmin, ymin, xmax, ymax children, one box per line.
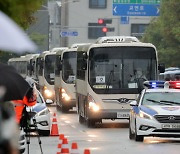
<box><xmin>158</xmin><ymin>63</ymin><xmax>165</xmax><ymax>73</ymax></box>
<box><xmin>81</xmin><ymin>60</ymin><xmax>87</xmax><ymax>70</ymax></box>
<box><xmin>40</xmin><ymin>59</ymin><xmax>44</xmax><ymax>69</ymax></box>
<box><xmin>81</xmin><ymin>52</ymin><xmax>88</xmax><ymax>70</ymax></box>
<box><xmin>59</xmin><ymin>61</ymin><xmax>62</xmax><ymax>70</ymax></box>
<box><xmin>83</xmin><ymin>52</ymin><xmax>88</xmax><ymax>60</ymax></box>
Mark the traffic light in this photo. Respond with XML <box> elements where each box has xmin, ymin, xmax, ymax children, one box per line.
<box><xmin>98</xmin><ymin>18</ymin><xmax>114</xmax><ymax>33</ymax></box>
<box><xmin>98</xmin><ymin>18</ymin><xmax>112</xmax><ymax>24</ymax></box>
<box><xmin>98</xmin><ymin>19</ymin><xmax>104</xmax><ymax>24</ymax></box>
<box><xmin>102</xmin><ymin>27</ymin><xmax>108</xmax><ymax>33</ymax></box>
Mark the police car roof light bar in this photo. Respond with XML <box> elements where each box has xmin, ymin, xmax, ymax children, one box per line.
<box><xmin>143</xmin><ymin>81</ymin><xmax>165</xmax><ymax>89</ymax></box>
<box><xmin>168</xmin><ymin>81</ymin><xmax>180</xmax><ymax>89</ymax></box>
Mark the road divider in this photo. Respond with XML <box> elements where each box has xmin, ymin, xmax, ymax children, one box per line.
<box><xmin>84</xmin><ymin>149</ymin><xmax>91</xmax><ymax>154</ymax></box>
<box><xmin>57</xmin><ymin>134</ymin><xmax>65</xmax><ymax>149</ymax></box>
<box><xmin>71</xmin><ymin>142</ymin><xmax>79</xmax><ymax>154</ymax></box>
<box><xmin>61</xmin><ymin>138</ymin><xmax>69</xmax><ymax>153</ymax></box>
<box><xmin>50</xmin><ymin>113</ymin><xmax>59</xmax><ymax>136</ymax></box>
<box><xmin>52</xmin><ymin>112</ymin><xmax>91</xmax><ymax>154</ymax></box>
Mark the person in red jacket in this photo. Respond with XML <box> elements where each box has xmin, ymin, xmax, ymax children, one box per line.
<box><xmin>13</xmin><ymin>78</ymin><xmax>37</xmax><ymax>124</ymax></box>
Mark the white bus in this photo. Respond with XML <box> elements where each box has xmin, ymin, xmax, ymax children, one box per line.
<box><xmin>55</xmin><ymin>44</ymin><xmax>88</xmax><ymax>112</ymax></box>
<box><xmin>8</xmin><ymin>54</ymin><xmax>39</xmax><ymax>78</ymax></box>
<box><xmin>159</xmin><ymin>70</ymin><xmax>180</xmax><ymax>81</ymax></box>
<box><xmin>54</xmin><ymin>47</ymin><xmax>68</xmax><ymax>109</ymax></box>
<box><xmin>76</xmin><ymin>36</ymin><xmax>163</xmax><ymax>127</ymax></box>
<box><xmin>38</xmin><ymin>48</ymin><xmax>67</xmax><ymax>102</ymax></box>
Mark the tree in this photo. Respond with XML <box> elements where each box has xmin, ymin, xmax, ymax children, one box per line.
<box><xmin>0</xmin><ymin>0</ymin><xmax>45</xmax><ymax>63</ymax></box>
<box><xmin>142</xmin><ymin>0</ymin><xmax>180</xmax><ymax>67</ymax></box>
<box><xmin>0</xmin><ymin>0</ymin><xmax>44</xmax><ymax>29</ymax></box>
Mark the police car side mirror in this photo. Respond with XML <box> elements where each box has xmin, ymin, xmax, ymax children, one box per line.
<box><xmin>130</xmin><ymin>100</ymin><xmax>138</xmax><ymax>106</ymax></box>
<box><xmin>158</xmin><ymin>63</ymin><xmax>165</xmax><ymax>73</ymax></box>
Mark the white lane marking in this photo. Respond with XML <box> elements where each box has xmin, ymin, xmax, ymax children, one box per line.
<box><xmin>71</xmin><ymin>125</ymin><xmax>76</xmax><ymax>128</ymax></box>
<box><xmin>88</xmin><ymin>134</ymin><xmax>97</xmax><ymax>138</ymax></box>
<box><xmin>65</xmin><ymin>120</ymin><xmax>70</xmax><ymax>124</ymax></box>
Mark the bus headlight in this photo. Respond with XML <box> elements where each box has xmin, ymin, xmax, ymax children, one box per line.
<box><xmin>88</xmin><ymin>94</ymin><xmax>99</xmax><ymax>112</ymax></box>
<box><xmin>61</xmin><ymin>89</ymin><xmax>71</xmax><ymax>101</ymax></box>
<box><xmin>44</xmin><ymin>89</ymin><xmax>53</xmax><ymax>97</ymax></box>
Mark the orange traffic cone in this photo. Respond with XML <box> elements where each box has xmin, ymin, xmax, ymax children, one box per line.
<box><xmin>61</xmin><ymin>138</ymin><xmax>69</xmax><ymax>154</ymax></box>
<box><xmin>53</xmin><ymin>112</ymin><xmax>57</xmax><ymax>117</ymax></box>
<box><xmin>59</xmin><ymin>134</ymin><xmax>65</xmax><ymax>140</ymax></box>
<box><xmin>57</xmin><ymin>134</ymin><xmax>65</xmax><ymax>148</ymax></box>
<box><xmin>84</xmin><ymin>149</ymin><xmax>90</xmax><ymax>154</ymax></box>
<box><xmin>71</xmin><ymin>142</ymin><xmax>79</xmax><ymax>154</ymax></box>
<box><xmin>50</xmin><ymin>117</ymin><xmax>59</xmax><ymax>136</ymax></box>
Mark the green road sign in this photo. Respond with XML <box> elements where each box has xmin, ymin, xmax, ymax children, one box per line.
<box><xmin>113</xmin><ymin>0</ymin><xmax>160</xmax><ymax>4</ymax></box>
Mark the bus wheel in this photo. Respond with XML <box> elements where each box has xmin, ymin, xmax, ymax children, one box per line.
<box><xmin>62</xmin><ymin>106</ymin><xmax>69</xmax><ymax>113</ymax></box>
<box><xmin>79</xmin><ymin>114</ymin><xmax>84</xmax><ymax>124</ymax></box>
<box><xmin>87</xmin><ymin>119</ymin><xmax>95</xmax><ymax>128</ymax></box>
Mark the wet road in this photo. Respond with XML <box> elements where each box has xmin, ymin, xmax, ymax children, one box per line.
<box><xmin>28</xmin><ymin>106</ymin><xmax>180</xmax><ymax>154</ymax></box>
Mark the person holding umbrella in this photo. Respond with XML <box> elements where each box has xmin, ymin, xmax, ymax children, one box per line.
<box><xmin>0</xmin><ymin>63</ymin><xmax>37</xmax><ymax>154</ymax></box>
<box><xmin>0</xmin><ymin>10</ymin><xmax>37</xmax><ymax>154</ymax></box>
<box><xmin>13</xmin><ymin>82</ymin><xmax>37</xmax><ymax>125</ymax></box>
<box><xmin>14</xmin><ymin>76</ymin><xmax>38</xmax><ymax>125</ymax></box>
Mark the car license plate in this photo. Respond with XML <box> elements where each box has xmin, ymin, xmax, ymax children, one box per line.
<box><xmin>162</xmin><ymin>124</ymin><xmax>180</xmax><ymax>129</ymax></box>
<box><xmin>117</xmin><ymin>112</ymin><xmax>129</xmax><ymax>118</ymax></box>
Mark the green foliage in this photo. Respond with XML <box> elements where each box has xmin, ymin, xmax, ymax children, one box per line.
<box><xmin>30</xmin><ymin>32</ymin><xmax>47</xmax><ymax>46</ymax></box>
<box><xmin>0</xmin><ymin>0</ymin><xmax>44</xmax><ymax>29</ymax></box>
<box><xmin>142</xmin><ymin>0</ymin><xmax>180</xmax><ymax>67</ymax></box>
<box><xmin>0</xmin><ymin>0</ymin><xmax>45</xmax><ymax>63</ymax></box>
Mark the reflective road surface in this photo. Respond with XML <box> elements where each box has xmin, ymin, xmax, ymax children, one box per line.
<box><xmin>28</xmin><ymin>106</ymin><xmax>180</xmax><ymax>154</ymax></box>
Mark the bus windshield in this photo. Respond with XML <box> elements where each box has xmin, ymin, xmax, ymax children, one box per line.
<box><xmin>62</xmin><ymin>51</ymin><xmax>77</xmax><ymax>84</ymax></box>
<box><xmin>44</xmin><ymin>55</ymin><xmax>56</xmax><ymax>85</ymax></box>
<box><xmin>89</xmin><ymin>47</ymin><xmax>157</xmax><ymax>94</ymax></box>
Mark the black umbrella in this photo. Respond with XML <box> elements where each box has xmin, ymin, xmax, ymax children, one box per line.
<box><xmin>0</xmin><ymin>63</ymin><xmax>30</xmax><ymax>101</ymax></box>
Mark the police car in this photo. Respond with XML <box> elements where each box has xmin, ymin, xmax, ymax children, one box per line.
<box><xmin>129</xmin><ymin>81</ymin><xmax>180</xmax><ymax>142</ymax></box>
<box><xmin>27</xmin><ymin>90</ymin><xmax>51</xmax><ymax>136</ymax></box>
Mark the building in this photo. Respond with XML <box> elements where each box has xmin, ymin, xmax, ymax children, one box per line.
<box><xmin>60</xmin><ymin>0</ymin><xmax>160</xmax><ymax>47</ymax></box>
<box><xmin>27</xmin><ymin>2</ymin><xmax>49</xmax><ymax>52</ymax></box>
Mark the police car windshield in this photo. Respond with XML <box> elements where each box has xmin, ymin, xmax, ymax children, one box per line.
<box><xmin>142</xmin><ymin>92</ymin><xmax>180</xmax><ymax>106</ymax></box>
<box><xmin>37</xmin><ymin>93</ymin><xmax>43</xmax><ymax>104</ymax></box>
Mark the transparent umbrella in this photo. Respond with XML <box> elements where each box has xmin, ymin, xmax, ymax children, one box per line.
<box><xmin>0</xmin><ymin>11</ymin><xmax>37</xmax><ymax>53</ymax></box>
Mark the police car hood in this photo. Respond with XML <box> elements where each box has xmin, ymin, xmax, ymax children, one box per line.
<box><xmin>27</xmin><ymin>103</ymin><xmax>46</xmax><ymax>113</ymax></box>
<box><xmin>140</xmin><ymin>105</ymin><xmax>180</xmax><ymax>116</ymax></box>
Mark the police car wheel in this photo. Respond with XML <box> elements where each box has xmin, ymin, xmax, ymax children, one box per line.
<box><xmin>129</xmin><ymin>124</ymin><xmax>134</xmax><ymax>140</ymax></box>
<box><xmin>135</xmin><ymin>122</ymin><xmax>144</xmax><ymax>142</ymax></box>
